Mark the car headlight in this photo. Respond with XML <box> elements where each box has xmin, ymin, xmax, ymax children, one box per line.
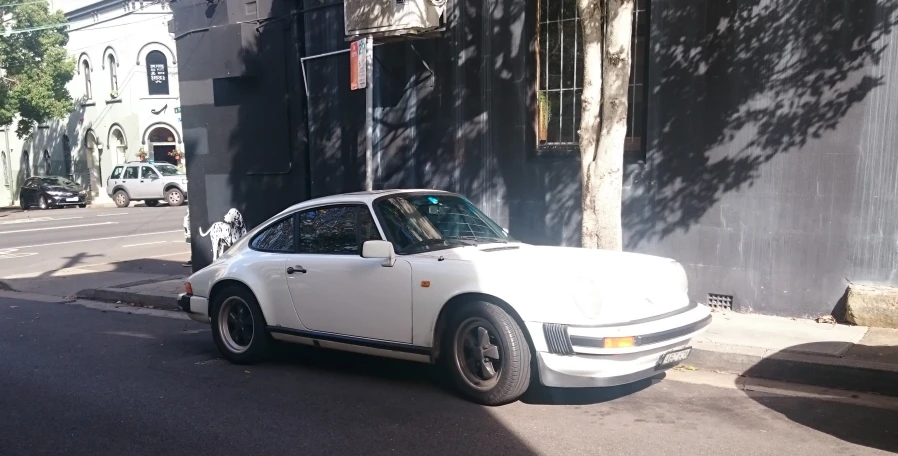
<box><xmin>79</xmin><ymin>190</ymin><xmax>86</xmax><ymax>195</ymax></box>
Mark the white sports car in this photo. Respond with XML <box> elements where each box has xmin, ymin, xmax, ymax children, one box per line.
<box><xmin>179</xmin><ymin>190</ymin><xmax>711</xmax><ymax>405</ymax></box>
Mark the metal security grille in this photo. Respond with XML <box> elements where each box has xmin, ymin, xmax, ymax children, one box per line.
<box><xmin>707</xmin><ymin>293</ymin><xmax>734</xmax><ymax>311</ymax></box>
<box><xmin>537</xmin><ymin>0</ymin><xmax>648</xmax><ymax>149</ymax></box>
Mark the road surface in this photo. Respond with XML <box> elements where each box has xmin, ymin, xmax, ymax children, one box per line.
<box><xmin>0</xmin><ymin>205</ymin><xmax>189</xmax><ymax>296</ymax></box>
<box><xmin>1</xmin><ymin>294</ymin><xmax>895</xmax><ymax>456</ymax></box>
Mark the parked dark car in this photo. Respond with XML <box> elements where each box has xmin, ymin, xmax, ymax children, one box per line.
<box><xmin>19</xmin><ymin>176</ymin><xmax>88</xmax><ymax>210</ymax></box>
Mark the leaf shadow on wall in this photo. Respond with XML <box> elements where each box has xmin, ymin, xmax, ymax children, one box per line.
<box><xmin>624</xmin><ymin>0</ymin><xmax>898</xmax><ymax>247</ymax></box>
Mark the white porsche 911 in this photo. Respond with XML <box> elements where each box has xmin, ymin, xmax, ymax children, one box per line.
<box><xmin>179</xmin><ymin>190</ymin><xmax>711</xmax><ymax>405</ymax></box>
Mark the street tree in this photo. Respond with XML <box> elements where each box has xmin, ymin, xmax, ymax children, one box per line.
<box><xmin>578</xmin><ymin>0</ymin><xmax>634</xmax><ymax>250</ymax></box>
<box><xmin>0</xmin><ymin>3</ymin><xmax>75</xmax><ymax>139</ymax></box>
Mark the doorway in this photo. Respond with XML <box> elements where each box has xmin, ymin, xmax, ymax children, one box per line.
<box><xmin>148</xmin><ymin>126</ymin><xmax>178</xmax><ymax>166</ymax></box>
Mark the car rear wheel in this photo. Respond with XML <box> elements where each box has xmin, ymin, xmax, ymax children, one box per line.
<box><xmin>211</xmin><ymin>285</ymin><xmax>273</xmax><ymax>364</ymax></box>
<box><xmin>144</xmin><ymin>199</ymin><xmax>159</xmax><ymax>207</ymax></box>
<box><xmin>443</xmin><ymin>301</ymin><xmax>531</xmax><ymax>406</ymax></box>
<box><xmin>166</xmin><ymin>188</ymin><xmax>184</xmax><ymax>206</ymax></box>
<box><xmin>78</xmin><ymin>204</ymin><xmax>87</xmax><ymax>208</ymax></box>
<box><xmin>114</xmin><ymin>190</ymin><xmax>130</xmax><ymax>208</ymax></box>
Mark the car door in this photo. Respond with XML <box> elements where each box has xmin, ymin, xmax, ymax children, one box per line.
<box><xmin>20</xmin><ymin>178</ymin><xmax>37</xmax><ymax>205</ymax></box>
<box><xmin>120</xmin><ymin>166</ymin><xmax>139</xmax><ymax>196</ymax></box>
<box><xmin>138</xmin><ymin>165</ymin><xmax>164</xmax><ymax>199</ymax></box>
<box><xmin>284</xmin><ymin>204</ymin><xmax>413</xmax><ymax>344</ymax></box>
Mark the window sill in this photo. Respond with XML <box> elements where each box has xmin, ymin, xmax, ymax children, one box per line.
<box><xmin>139</xmin><ymin>95</ymin><xmax>178</xmax><ymax>100</ymax></box>
<box><xmin>106</xmin><ymin>98</ymin><xmax>122</xmax><ymax>104</ymax></box>
<box><xmin>81</xmin><ymin>100</ymin><xmax>97</xmax><ymax>107</ymax></box>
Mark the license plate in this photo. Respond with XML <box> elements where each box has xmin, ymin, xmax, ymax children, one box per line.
<box><xmin>658</xmin><ymin>347</ymin><xmax>691</xmax><ymax>367</ymax></box>
<box><xmin>66</xmin><ymin>197</ymin><xmax>79</xmax><ymax>202</ymax></box>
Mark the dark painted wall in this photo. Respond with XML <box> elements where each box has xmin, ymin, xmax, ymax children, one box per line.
<box><xmin>632</xmin><ymin>0</ymin><xmax>898</xmax><ymax>317</ymax></box>
<box><xmin>172</xmin><ymin>0</ymin><xmax>898</xmax><ymax>319</ymax></box>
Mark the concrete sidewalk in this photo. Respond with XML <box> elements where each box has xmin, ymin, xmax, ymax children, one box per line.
<box><xmin>54</xmin><ymin>280</ymin><xmax>898</xmax><ymax>397</ymax></box>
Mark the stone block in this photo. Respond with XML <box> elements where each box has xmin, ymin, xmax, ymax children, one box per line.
<box><xmin>845</xmin><ymin>283</ymin><xmax>898</xmax><ymax>329</ymax></box>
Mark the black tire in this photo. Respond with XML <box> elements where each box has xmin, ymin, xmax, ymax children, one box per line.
<box><xmin>210</xmin><ymin>285</ymin><xmax>273</xmax><ymax>365</ymax></box>
<box><xmin>113</xmin><ymin>190</ymin><xmax>130</xmax><ymax>208</ymax></box>
<box><xmin>78</xmin><ymin>204</ymin><xmax>87</xmax><ymax>208</ymax></box>
<box><xmin>38</xmin><ymin>196</ymin><xmax>49</xmax><ymax>210</ymax></box>
<box><xmin>166</xmin><ymin>188</ymin><xmax>184</xmax><ymax>206</ymax></box>
<box><xmin>443</xmin><ymin>301</ymin><xmax>531</xmax><ymax>406</ymax></box>
<box><xmin>144</xmin><ymin>199</ymin><xmax>160</xmax><ymax>207</ymax></box>
<box><xmin>19</xmin><ymin>198</ymin><xmax>28</xmax><ymax>210</ymax></box>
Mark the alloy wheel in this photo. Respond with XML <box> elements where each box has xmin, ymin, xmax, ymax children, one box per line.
<box><xmin>453</xmin><ymin>318</ymin><xmax>504</xmax><ymax>391</ymax></box>
<box><xmin>218</xmin><ymin>296</ymin><xmax>255</xmax><ymax>354</ymax></box>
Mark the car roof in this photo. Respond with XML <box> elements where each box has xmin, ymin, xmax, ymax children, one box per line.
<box><xmin>278</xmin><ymin>189</ymin><xmax>457</xmax><ymax>214</ymax></box>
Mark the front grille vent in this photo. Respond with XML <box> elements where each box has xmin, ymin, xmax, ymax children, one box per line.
<box><xmin>707</xmin><ymin>293</ymin><xmax>733</xmax><ymax>311</ymax></box>
<box><xmin>543</xmin><ymin>323</ymin><xmax>574</xmax><ymax>355</ymax></box>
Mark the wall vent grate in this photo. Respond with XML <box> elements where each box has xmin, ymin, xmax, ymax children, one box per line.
<box><xmin>707</xmin><ymin>293</ymin><xmax>733</xmax><ymax>310</ymax></box>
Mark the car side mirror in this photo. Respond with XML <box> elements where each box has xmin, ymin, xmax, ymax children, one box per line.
<box><xmin>362</xmin><ymin>240</ymin><xmax>397</xmax><ymax>267</ymax></box>
<box><xmin>150</xmin><ymin>175</ymin><xmax>159</xmax><ymax>180</ymax></box>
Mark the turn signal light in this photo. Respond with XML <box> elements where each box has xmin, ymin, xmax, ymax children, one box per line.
<box><xmin>185</xmin><ymin>282</ymin><xmax>193</xmax><ymax>295</ymax></box>
<box><xmin>603</xmin><ymin>336</ymin><xmax>635</xmax><ymax>349</ymax></box>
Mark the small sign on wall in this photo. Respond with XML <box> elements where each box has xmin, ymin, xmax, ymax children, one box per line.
<box><xmin>350</xmin><ymin>37</ymin><xmax>369</xmax><ymax>91</ymax></box>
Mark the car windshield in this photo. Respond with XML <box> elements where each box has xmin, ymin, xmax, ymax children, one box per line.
<box><xmin>40</xmin><ymin>177</ymin><xmax>77</xmax><ymax>187</ymax></box>
<box><xmin>374</xmin><ymin>193</ymin><xmax>515</xmax><ymax>254</ymax></box>
<box><xmin>155</xmin><ymin>164</ymin><xmax>183</xmax><ymax>176</ymax></box>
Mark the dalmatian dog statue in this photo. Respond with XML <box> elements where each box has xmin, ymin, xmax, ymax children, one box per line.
<box><xmin>199</xmin><ymin>208</ymin><xmax>247</xmax><ymax>261</ymax></box>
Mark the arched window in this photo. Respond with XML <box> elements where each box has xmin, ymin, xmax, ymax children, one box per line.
<box><xmin>82</xmin><ymin>60</ymin><xmax>92</xmax><ymax>100</ymax></box>
<box><xmin>145</xmin><ymin>51</ymin><xmax>169</xmax><ymax>95</ymax></box>
<box><xmin>0</xmin><ymin>151</ymin><xmax>8</xmax><ymax>187</ymax></box>
<box><xmin>42</xmin><ymin>150</ymin><xmax>51</xmax><ymax>176</ymax></box>
<box><xmin>22</xmin><ymin>150</ymin><xmax>30</xmax><ymax>178</ymax></box>
<box><xmin>108</xmin><ymin>54</ymin><xmax>118</xmax><ymax>95</ymax></box>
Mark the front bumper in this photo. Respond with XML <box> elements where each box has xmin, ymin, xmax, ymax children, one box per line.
<box><xmin>49</xmin><ymin>194</ymin><xmax>86</xmax><ymax>206</ymax></box>
<box><xmin>178</xmin><ymin>293</ymin><xmax>210</xmax><ymax>324</ymax></box>
<box><xmin>527</xmin><ymin>304</ymin><xmax>712</xmax><ymax>388</ymax></box>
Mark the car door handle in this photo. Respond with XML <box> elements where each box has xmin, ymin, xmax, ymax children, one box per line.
<box><xmin>287</xmin><ymin>266</ymin><xmax>307</xmax><ymax>275</ymax></box>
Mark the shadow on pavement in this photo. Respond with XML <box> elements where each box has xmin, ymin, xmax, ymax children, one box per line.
<box><xmin>268</xmin><ymin>342</ymin><xmax>659</xmax><ymax>407</ymax></box>
<box><xmin>0</xmin><ymin>256</ymin><xmax>187</xmax><ymax>297</ymax></box>
<box><xmin>744</xmin><ymin>342</ymin><xmax>898</xmax><ymax>454</ymax></box>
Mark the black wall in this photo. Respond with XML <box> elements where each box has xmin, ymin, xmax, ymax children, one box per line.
<box><xmin>632</xmin><ymin>0</ymin><xmax>898</xmax><ymax>318</ymax></box>
<box><xmin>172</xmin><ymin>0</ymin><xmax>898</xmax><ymax>318</ymax></box>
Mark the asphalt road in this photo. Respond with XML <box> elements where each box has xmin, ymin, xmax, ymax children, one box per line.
<box><xmin>0</xmin><ymin>205</ymin><xmax>189</xmax><ymax>296</ymax></box>
<box><xmin>1</xmin><ymin>295</ymin><xmax>895</xmax><ymax>456</ymax></box>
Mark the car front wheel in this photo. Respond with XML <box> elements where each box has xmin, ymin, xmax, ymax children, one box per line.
<box><xmin>114</xmin><ymin>190</ymin><xmax>130</xmax><ymax>208</ymax></box>
<box><xmin>38</xmin><ymin>196</ymin><xmax>49</xmax><ymax>210</ymax></box>
<box><xmin>444</xmin><ymin>301</ymin><xmax>532</xmax><ymax>406</ymax></box>
<box><xmin>211</xmin><ymin>285</ymin><xmax>272</xmax><ymax>364</ymax></box>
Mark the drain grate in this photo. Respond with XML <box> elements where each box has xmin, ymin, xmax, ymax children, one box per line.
<box><xmin>707</xmin><ymin>293</ymin><xmax>733</xmax><ymax>310</ymax></box>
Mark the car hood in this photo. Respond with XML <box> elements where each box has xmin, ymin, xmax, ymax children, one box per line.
<box><xmin>429</xmin><ymin>244</ymin><xmax>691</xmax><ymax>325</ymax></box>
<box><xmin>45</xmin><ymin>184</ymin><xmax>81</xmax><ymax>192</ymax></box>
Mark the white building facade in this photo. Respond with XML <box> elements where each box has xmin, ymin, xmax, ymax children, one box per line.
<box><xmin>0</xmin><ymin>0</ymin><xmax>183</xmax><ymax>207</ymax></box>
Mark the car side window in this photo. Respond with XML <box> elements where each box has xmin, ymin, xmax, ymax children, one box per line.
<box><xmin>359</xmin><ymin>207</ymin><xmax>382</xmax><ymax>244</ymax></box>
<box><xmin>251</xmin><ymin>215</ymin><xmax>295</xmax><ymax>253</ymax></box>
<box><xmin>110</xmin><ymin>166</ymin><xmax>123</xmax><ymax>179</ymax></box>
<box><xmin>23</xmin><ymin>177</ymin><xmax>35</xmax><ymax>188</ymax></box>
<box><xmin>141</xmin><ymin>166</ymin><xmax>159</xmax><ymax>179</ymax></box>
<box><xmin>298</xmin><ymin>205</ymin><xmax>363</xmax><ymax>255</ymax></box>
<box><xmin>123</xmin><ymin>166</ymin><xmax>138</xmax><ymax>179</ymax></box>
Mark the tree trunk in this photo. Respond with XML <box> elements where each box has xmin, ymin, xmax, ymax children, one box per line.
<box><xmin>579</xmin><ymin>0</ymin><xmax>634</xmax><ymax>251</ymax></box>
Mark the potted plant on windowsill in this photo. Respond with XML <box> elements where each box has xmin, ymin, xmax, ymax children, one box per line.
<box><xmin>168</xmin><ymin>148</ymin><xmax>185</xmax><ymax>169</ymax></box>
<box><xmin>137</xmin><ymin>148</ymin><xmax>148</xmax><ymax>161</ymax></box>
<box><xmin>538</xmin><ymin>92</ymin><xmax>551</xmax><ymax>143</ymax></box>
